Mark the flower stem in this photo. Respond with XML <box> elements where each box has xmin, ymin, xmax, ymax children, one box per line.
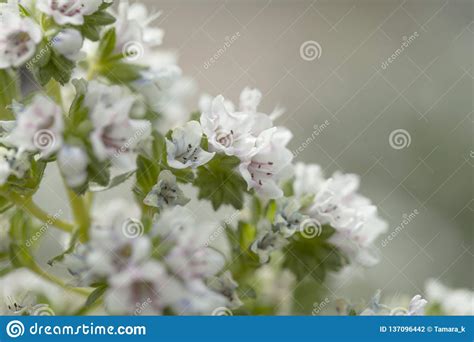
<box><xmin>7</xmin><ymin>193</ymin><xmax>75</xmax><ymax>233</ymax></box>
<box><xmin>66</xmin><ymin>188</ymin><xmax>91</xmax><ymax>242</ymax></box>
<box><xmin>27</xmin><ymin>260</ymin><xmax>90</xmax><ymax>296</ymax></box>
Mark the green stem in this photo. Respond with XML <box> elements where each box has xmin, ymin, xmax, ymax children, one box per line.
<box><xmin>7</xmin><ymin>193</ymin><xmax>75</xmax><ymax>233</ymax></box>
<box><xmin>66</xmin><ymin>188</ymin><xmax>90</xmax><ymax>242</ymax></box>
<box><xmin>27</xmin><ymin>261</ymin><xmax>90</xmax><ymax>296</ymax></box>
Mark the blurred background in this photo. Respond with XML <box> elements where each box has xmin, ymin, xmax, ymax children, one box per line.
<box><xmin>37</xmin><ymin>0</ymin><xmax>472</xmax><ymax>312</ymax></box>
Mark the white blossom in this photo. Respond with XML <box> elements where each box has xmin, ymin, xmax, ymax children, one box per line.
<box><xmin>0</xmin><ymin>95</ymin><xmax>63</xmax><ymax>158</ymax></box>
<box><xmin>143</xmin><ymin>170</ymin><xmax>190</xmax><ymax>209</ymax></box>
<box><xmin>57</xmin><ymin>145</ymin><xmax>88</xmax><ymax>188</ymax></box>
<box><xmin>52</xmin><ymin>28</ymin><xmax>84</xmax><ymax>60</ymax></box>
<box><xmin>114</xmin><ymin>0</ymin><xmax>164</xmax><ymax>52</ymax></box>
<box><xmin>105</xmin><ymin>260</ymin><xmax>170</xmax><ymax>315</ymax></box>
<box><xmin>294</xmin><ymin>164</ymin><xmax>388</xmax><ymax>266</ymax></box>
<box><xmin>360</xmin><ymin>290</ymin><xmax>427</xmax><ymax>316</ymax></box>
<box><xmin>0</xmin><ymin>1</ymin><xmax>42</xmax><ymax>68</ymax></box>
<box><xmin>425</xmin><ymin>279</ymin><xmax>474</xmax><ymax>315</ymax></box>
<box><xmin>63</xmin><ymin>200</ymin><xmax>150</xmax><ymax>285</ymax></box>
<box><xmin>239</xmin><ymin>127</ymin><xmax>293</xmax><ymax>199</ymax></box>
<box><xmin>200</xmin><ymin>95</ymin><xmax>256</xmax><ymax>157</ymax></box>
<box><xmin>166</xmin><ymin>121</ymin><xmax>215</xmax><ymax>169</ymax></box>
<box><xmin>84</xmin><ymin>81</ymin><xmax>151</xmax><ymax>170</ymax></box>
<box><xmin>0</xmin><ymin>147</ymin><xmax>30</xmax><ymax>185</ymax></box>
<box><xmin>37</xmin><ymin>0</ymin><xmax>103</xmax><ymax>25</ymax></box>
<box><xmin>250</xmin><ymin>220</ymin><xmax>289</xmax><ymax>263</ymax></box>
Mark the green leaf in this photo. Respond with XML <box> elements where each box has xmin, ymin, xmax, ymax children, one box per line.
<box><xmin>97</xmin><ymin>28</ymin><xmax>116</xmax><ymax>61</ymax></box>
<box><xmin>100</xmin><ymin>61</ymin><xmax>145</xmax><ymax>84</ymax></box>
<box><xmin>282</xmin><ymin>227</ymin><xmax>348</xmax><ymax>283</ymax></box>
<box><xmin>89</xmin><ymin>170</ymin><xmax>135</xmax><ymax>192</ymax></box>
<box><xmin>194</xmin><ymin>154</ymin><xmax>247</xmax><ymax>210</ymax></box>
<box><xmin>0</xmin><ymin>195</ymin><xmax>13</xmax><ymax>213</ymax></box>
<box><xmin>68</xmin><ymin>78</ymin><xmax>89</xmax><ymax>127</ymax></box>
<box><xmin>85</xmin><ymin>284</ymin><xmax>107</xmax><ymax>307</ymax></box>
<box><xmin>0</xmin><ymin>69</ymin><xmax>18</xmax><ymax>120</ymax></box>
<box><xmin>7</xmin><ymin>159</ymin><xmax>47</xmax><ymax>196</ymax></box>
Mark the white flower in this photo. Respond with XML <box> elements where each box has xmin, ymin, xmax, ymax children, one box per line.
<box><xmin>0</xmin><ymin>147</ymin><xmax>30</xmax><ymax>185</ymax></box>
<box><xmin>37</xmin><ymin>0</ymin><xmax>103</xmax><ymax>25</ymax></box>
<box><xmin>294</xmin><ymin>164</ymin><xmax>388</xmax><ymax>266</ymax></box>
<box><xmin>133</xmin><ymin>63</ymin><xmax>197</xmax><ymax>133</ymax></box>
<box><xmin>407</xmin><ymin>295</ymin><xmax>427</xmax><ymax>316</ymax></box>
<box><xmin>143</xmin><ymin>170</ymin><xmax>190</xmax><ymax>209</ymax></box>
<box><xmin>64</xmin><ymin>200</ymin><xmax>150</xmax><ymax>285</ymax></box>
<box><xmin>200</xmin><ymin>95</ymin><xmax>256</xmax><ymax>158</ymax></box>
<box><xmin>250</xmin><ymin>220</ymin><xmax>289</xmax><ymax>263</ymax></box>
<box><xmin>52</xmin><ymin>29</ymin><xmax>84</xmax><ymax>60</ymax></box>
<box><xmin>360</xmin><ymin>290</ymin><xmax>427</xmax><ymax>316</ymax></box>
<box><xmin>84</xmin><ymin>81</ymin><xmax>151</xmax><ymax>170</ymax></box>
<box><xmin>273</xmin><ymin>198</ymin><xmax>309</xmax><ymax>238</ymax></box>
<box><xmin>105</xmin><ymin>260</ymin><xmax>170</xmax><ymax>315</ymax></box>
<box><xmin>207</xmin><ymin>271</ymin><xmax>243</xmax><ymax>310</ymax></box>
<box><xmin>57</xmin><ymin>145</ymin><xmax>88</xmax><ymax>188</ymax></box>
<box><xmin>293</xmin><ymin>162</ymin><xmax>325</xmax><ymax>198</ymax></box>
<box><xmin>166</xmin><ymin>121</ymin><xmax>215</xmax><ymax>169</ymax></box>
<box><xmin>166</xmin><ymin>279</ymin><xmax>228</xmax><ymax>315</ymax></box>
<box><xmin>425</xmin><ymin>279</ymin><xmax>474</xmax><ymax>315</ymax></box>
<box><xmin>239</xmin><ymin>127</ymin><xmax>293</xmax><ymax>199</ymax></box>
<box><xmin>151</xmin><ymin>206</ymin><xmax>195</xmax><ymax>243</ymax></box>
<box><xmin>0</xmin><ymin>1</ymin><xmax>42</xmax><ymax>68</ymax></box>
<box><xmin>1</xmin><ymin>95</ymin><xmax>63</xmax><ymax>158</ymax></box>
<box><xmin>114</xmin><ymin>0</ymin><xmax>164</xmax><ymax>52</ymax></box>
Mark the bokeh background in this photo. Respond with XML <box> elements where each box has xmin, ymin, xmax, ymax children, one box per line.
<box><xmin>37</xmin><ymin>0</ymin><xmax>472</xmax><ymax>312</ymax></box>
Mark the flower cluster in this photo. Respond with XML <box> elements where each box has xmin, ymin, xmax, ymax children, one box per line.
<box><xmin>0</xmin><ymin>0</ymin><xmax>449</xmax><ymax>317</ymax></box>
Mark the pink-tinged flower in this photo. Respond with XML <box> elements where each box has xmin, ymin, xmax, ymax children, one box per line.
<box><xmin>166</xmin><ymin>121</ymin><xmax>215</xmax><ymax>169</ymax></box>
<box><xmin>37</xmin><ymin>0</ymin><xmax>103</xmax><ymax>25</ymax></box>
<box><xmin>84</xmin><ymin>81</ymin><xmax>151</xmax><ymax>170</ymax></box>
<box><xmin>239</xmin><ymin>127</ymin><xmax>293</xmax><ymax>199</ymax></box>
<box><xmin>0</xmin><ymin>2</ymin><xmax>42</xmax><ymax>68</ymax></box>
<box><xmin>0</xmin><ymin>95</ymin><xmax>63</xmax><ymax>158</ymax></box>
<box><xmin>105</xmin><ymin>260</ymin><xmax>170</xmax><ymax>315</ymax></box>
